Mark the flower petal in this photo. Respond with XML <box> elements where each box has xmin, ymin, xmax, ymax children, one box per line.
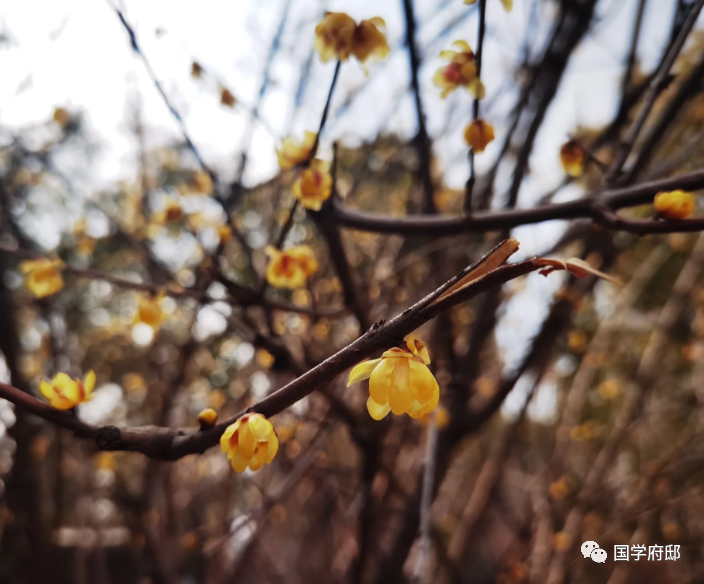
<box><xmin>266</xmin><ymin>433</ymin><xmax>279</xmax><ymax>462</ymax></box>
<box><xmin>369</xmin><ymin>356</ymin><xmax>395</xmax><ymax>405</ymax></box>
<box><xmin>230</xmin><ymin>451</ymin><xmax>250</xmax><ymax>473</ymax></box>
<box><xmin>347</xmin><ymin>358</ymin><xmax>382</xmax><ymax>386</ymax></box>
<box><xmin>238</xmin><ymin>422</ymin><xmax>258</xmax><ymax>459</ymax></box>
<box><xmin>409</xmin><ymin>360</ymin><xmax>438</xmax><ymax>403</ymax></box>
<box><xmin>247</xmin><ymin>414</ymin><xmax>274</xmax><ymax>441</ymax></box>
<box><xmin>388</xmin><ymin>358</ymin><xmax>412</xmax><ymax>415</ymax></box>
<box><xmin>83</xmin><ymin>370</ymin><xmax>96</xmax><ymax>395</ymax></box>
<box><xmin>367</xmin><ymin>397</ymin><xmax>391</xmax><ymax>420</ymax></box>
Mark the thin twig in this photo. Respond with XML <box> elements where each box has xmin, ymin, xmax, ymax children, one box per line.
<box><xmin>604</xmin><ymin>0</ymin><xmax>704</xmax><ymax>183</ymax></box>
<box><xmin>464</xmin><ymin>0</ymin><xmax>487</xmax><ymax>212</ymax></box>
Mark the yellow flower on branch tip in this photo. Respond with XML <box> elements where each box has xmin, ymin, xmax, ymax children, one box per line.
<box><xmin>433</xmin><ymin>40</ymin><xmax>485</xmax><ymax>99</ymax></box>
<box><xmin>198</xmin><ymin>408</ymin><xmax>218</xmax><ymax>428</ymax></box>
<box><xmin>265</xmin><ymin>245</ymin><xmax>319</xmax><ymax>289</ymax></box>
<box><xmin>39</xmin><ymin>370</ymin><xmax>96</xmax><ymax>410</ymax></box>
<box><xmin>292</xmin><ymin>159</ymin><xmax>333</xmax><ymax>211</ymax></box>
<box><xmin>134</xmin><ymin>290</ymin><xmax>168</xmax><ymax>330</ymax></box>
<box><xmin>352</xmin><ymin>18</ymin><xmax>390</xmax><ymax>68</ymax></box>
<box><xmin>19</xmin><ymin>258</ymin><xmax>65</xmax><ymax>299</ymax></box>
<box><xmin>220</xmin><ymin>413</ymin><xmax>279</xmax><ymax>472</ymax></box>
<box><xmin>314</xmin><ymin>13</ymin><xmax>389</xmax><ymax>67</ymax></box>
<box><xmin>464</xmin><ymin>119</ymin><xmax>495</xmax><ymax>153</ymax></box>
<box><xmin>560</xmin><ymin>139</ymin><xmax>586</xmax><ymax>177</ymax></box>
<box><xmin>654</xmin><ymin>190</ymin><xmax>695</xmax><ymax>220</ymax></box>
<box><xmin>276</xmin><ymin>131</ymin><xmax>318</xmax><ymax>170</ymax></box>
<box><xmin>347</xmin><ymin>334</ymin><xmax>439</xmax><ymax>421</ymax></box>
<box><xmin>465</xmin><ymin>0</ymin><xmax>513</xmax><ymax>11</ymax></box>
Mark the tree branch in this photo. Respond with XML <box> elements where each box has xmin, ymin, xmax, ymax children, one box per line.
<box><xmin>331</xmin><ymin>168</ymin><xmax>704</xmax><ymax>236</ymax></box>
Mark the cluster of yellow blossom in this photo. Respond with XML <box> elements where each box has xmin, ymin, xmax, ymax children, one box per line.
<box><xmin>20</xmin><ymin>258</ymin><xmax>65</xmax><ymax>299</ymax></box>
<box><xmin>220</xmin><ymin>413</ymin><xmax>279</xmax><ymax>472</ymax></box>
<box><xmin>347</xmin><ymin>335</ymin><xmax>440</xmax><ymax>420</ymax></box>
<box><xmin>654</xmin><ymin>190</ymin><xmax>695</xmax><ymax>220</ymax></box>
<box><xmin>277</xmin><ymin>131</ymin><xmax>318</xmax><ymax>170</ymax></box>
<box><xmin>40</xmin><ymin>370</ymin><xmax>96</xmax><ymax>410</ymax></box>
<box><xmin>134</xmin><ymin>290</ymin><xmax>168</xmax><ymax>331</ymax></box>
<box><xmin>434</xmin><ymin>41</ymin><xmax>485</xmax><ymax>99</ymax></box>
<box><xmin>314</xmin><ymin>13</ymin><xmax>389</xmax><ymax>67</ymax></box>
<box><xmin>265</xmin><ymin>245</ymin><xmax>319</xmax><ymax>289</ymax></box>
<box><xmin>464</xmin><ymin>119</ymin><xmax>495</xmax><ymax>153</ymax></box>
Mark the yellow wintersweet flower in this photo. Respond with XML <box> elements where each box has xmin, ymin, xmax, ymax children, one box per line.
<box><xmin>292</xmin><ymin>159</ymin><xmax>333</xmax><ymax>211</ymax></box>
<box><xmin>560</xmin><ymin>139</ymin><xmax>586</xmax><ymax>177</ymax></box>
<box><xmin>265</xmin><ymin>245</ymin><xmax>319</xmax><ymax>289</ymax></box>
<box><xmin>198</xmin><ymin>408</ymin><xmax>218</xmax><ymax>428</ymax></box>
<box><xmin>347</xmin><ymin>334</ymin><xmax>440</xmax><ymax>420</ymax></box>
<box><xmin>220</xmin><ymin>413</ymin><xmax>279</xmax><ymax>472</ymax></box>
<box><xmin>39</xmin><ymin>370</ymin><xmax>96</xmax><ymax>410</ymax></box>
<box><xmin>277</xmin><ymin>131</ymin><xmax>318</xmax><ymax>170</ymax></box>
<box><xmin>352</xmin><ymin>18</ymin><xmax>390</xmax><ymax>66</ymax></box>
<box><xmin>464</xmin><ymin>119</ymin><xmax>495</xmax><ymax>153</ymax></box>
<box><xmin>465</xmin><ymin>0</ymin><xmax>513</xmax><ymax>11</ymax></box>
<box><xmin>314</xmin><ymin>13</ymin><xmax>389</xmax><ymax>67</ymax></box>
<box><xmin>19</xmin><ymin>258</ymin><xmax>65</xmax><ymax>299</ymax></box>
<box><xmin>654</xmin><ymin>190</ymin><xmax>695</xmax><ymax>220</ymax></box>
<box><xmin>433</xmin><ymin>41</ymin><xmax>485</xmax><ymax>99</ymax></box>
<box><xmin>134</xmin><ymin>290</ymin><xmax>168</xmax><ymax>330</ymax></box>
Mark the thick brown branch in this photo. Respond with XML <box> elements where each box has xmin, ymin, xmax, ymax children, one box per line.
<box><xmin>331</xmin><ymin>168</ymin><xmax>704</xmax><ymax>236</ymax></box>
<box><xmin>0</xmin><ymin>243</ymin><xmax>548</xmax><ymax>460</ymax></box>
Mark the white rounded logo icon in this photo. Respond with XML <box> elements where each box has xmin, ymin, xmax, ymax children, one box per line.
<box><xmin>591</xmin><ymin>548</ymin><xmax>607</xmax><ymax>563</ymax></box>
<box><xmin>581</xmin><ymin>541</ymin><xmax>599</xmax><ymax>558</ymax></box>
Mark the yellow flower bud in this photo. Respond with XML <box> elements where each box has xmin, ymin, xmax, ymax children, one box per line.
<box><xmin>198</xmin><ymin>408</ymin><xmax>218</xmax><ymax>428</ymax></box>
<box><xmin>654</xmin><ymin>190</ymin><xmax>695</xmax><ymax>220</ymax></box>
<box><xmin>39</xmin><ymin>370</ymin><xmax>96</xmax><ymax>410</ymax></box>
<box><xmin>19</xmin><ymin>258</ymin><xmax>65</xmax><ymax>299</ymax></box>
<box><xmin>560</xmin><ymin>139</ymin><xmax>586</xmax><ymax>177</ymax></box>
<box><xmin>220</xmin><ymin>413</ymin><xmax>279</xmax><ymax>472</ymax></box>
<box><xmin>464</xmin><ymin>119</ymin><xmax>495</xmax><ymax>153</ymax></box>
<box><xmin>347</xmin><ymin>334</ymin><xmax>440</xmax><ymax>420</ymax></box>
<box><xmin>134</xmin><ymin>290</ymin><xmax>168</xmax><ymax>331</ymax></box>
<box><xmin>292</xmin><ymin>159</ymin><xmax>333</xmax><ymax>211</ymax></box>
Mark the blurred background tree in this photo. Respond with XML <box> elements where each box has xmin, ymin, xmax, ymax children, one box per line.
<box><xmin>2</xmin><ymin>1</ymin><xmax>704</xmax><ymax>583</ymax></box>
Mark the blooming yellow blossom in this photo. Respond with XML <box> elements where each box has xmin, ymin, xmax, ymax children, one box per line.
<box><xmin>198</xmin><ymin>408</ymin><xmax>218</xmax><ymax>428</ymax></box>
<box><xmin>654</xmin><ymin>190</ymin><xmax>695</xmax><ymax>220</ymax></box>
<box><xmin>347</xmin><ymin>334</ymin><xmax>439</xmax><ymax>420</ymax></box>
<box><xmin>134</xmin><ymin>291</ymin><xmax>168</xmax><ymax>330</ymax></box>
<box><xmin>464</xmin><ymin>119</ymin><xmax>495</xmax><ymax>153</ymax></box>
<box><xmin>560</xmin><ymin>139</ymin><xmax>586</xmax><ymax>177</ymax></box>
<box><xmin>265</xmin><ymin>245</ymin><xmax>319</xmax><ymax>289</ymax></box>
<box><xmin>292</xmin><ymin>159</ymin><xmax>333</xmax><ymax>210</ymax></box>
<box><xmin>314</xmin><ymin>13</ymin><xmax>389</xmax><ymax>67</ymax></box>
<box><xmin>39</xmin><ymin>370</ymin><xmax>96</xmax><ymax>410</ymax></box>
<box><xmin>19</xmin><ymin>258</ymin><xmax>65</xmax><ymax>299</ymax></box>
<box><xmin>433</xmin><ymin>40</ymin><xmax>485</xmax><ymax>99</ymax></box>
<box><xmin>465</xmin><ymin>0</ymin><xmax>513</xmax><ymax>11</ymax></box>
<box><xmin>277</xmin><ymin>131</ymin><xmax>318</xmax><ymax>169</ymax></box>
<box><xmin>220</xmin><ymin>413</ymin><xmax>279</xmax><ymax>472</ymax></box>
